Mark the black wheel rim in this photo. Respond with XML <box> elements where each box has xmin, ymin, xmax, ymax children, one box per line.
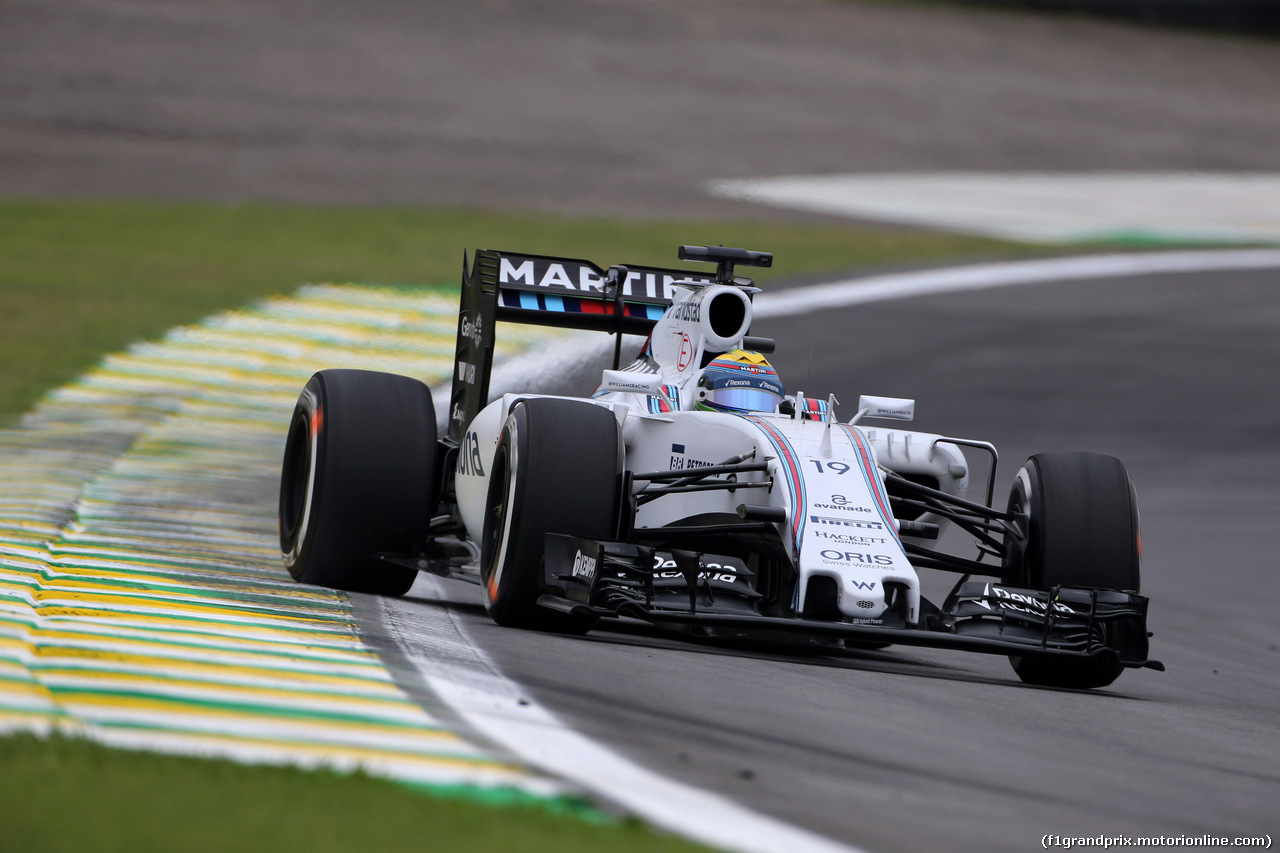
<box><xmin>279</xmin><ymin>410</ymin><xmax>312</xmax><ymax>548</ymax></box>
<box><xmin>480</xmin><ymin>444</ymin><xmax>509</xmax><ymax>584</ymax></box>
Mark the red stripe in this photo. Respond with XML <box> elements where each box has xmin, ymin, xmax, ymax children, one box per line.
<box><xmin>843</xmin><ymin>427</ymin><xmax>900</xmax><ymax>543</ymax></box>
<box><xmin>750</xmin><ymin>418</ymin><xmax>805</xmax><ymax>553</ymax></box>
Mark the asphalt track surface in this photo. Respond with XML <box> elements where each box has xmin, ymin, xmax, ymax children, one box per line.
<box><xmin>5</xmin><ymin>0</ymin><xmax>1280</xmax><ymax>219</ymax></box>
<box><xmin>358</xmin><ymin>260</ymin><xmax>1280</xmax><ymax>851</ymax></box>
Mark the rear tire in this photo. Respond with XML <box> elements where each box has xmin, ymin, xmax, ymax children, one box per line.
<box><xmin>279</xmin><ymin>369</ymin><xmax>437</xmax><ymax>597</ymax></box>
<box><xmin>480</xmin><ymin>399</ymin><xmax>622</xmax><ymax>633</ymax></box>
<box><xmin>1002</xmin><ymin>452</ymin><xmax>1142</xmax><ymax>689</ymax></box>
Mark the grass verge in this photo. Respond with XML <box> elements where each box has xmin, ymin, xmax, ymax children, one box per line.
<box><xmin>0</xmin><ymin>732</ymin><xmax>711</xmax><ymax>853</ymax></box>
<box><xmin>0</xmin><ymin>198</ymin><xmax>1032</xmax><ymax>423</ymax></box>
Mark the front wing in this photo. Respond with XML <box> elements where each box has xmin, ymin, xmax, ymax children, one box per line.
<box><xmin>541</xmin><ymin>535</ymin><xmax>1164</xmax><ymax>672</ymax></box>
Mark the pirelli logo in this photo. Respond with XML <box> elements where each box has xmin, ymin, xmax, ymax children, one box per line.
<box><xmin>809</xmin><ymin>515</ymin><xmax>885</xmax><ymax>530</ymax></box>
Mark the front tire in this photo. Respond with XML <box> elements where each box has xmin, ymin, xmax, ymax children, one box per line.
<box><xmin>480</xmin><ymin>398</ymin><xmax>622</xmax><ymax>632</ymax></box>
<box><xmin>1002</xmin><ymin>451</ymin><xmax>1143</xmax><ymax>689</ymax></box>
<box><xmin>279</xmin><ymin>369</ymin><xmax>437</xmax><ymax>597</ymax></box>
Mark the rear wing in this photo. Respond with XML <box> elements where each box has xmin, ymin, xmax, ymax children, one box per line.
<box><xmin>446</xmin><ymin>249</ymin><xmax>714</xmax><ymax>442</ymax></box>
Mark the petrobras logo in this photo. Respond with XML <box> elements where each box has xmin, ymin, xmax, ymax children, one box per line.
<box><xmin>809</xmin><ymin>515</ymin><xmax>884</xmax><ymax>530</ymax></box>
<box><xmin>669</xmin><ymin>443</ymin><xmax>713</xmax><ymax>470</ymax></box>
<box><xmin>572</xmin><ymin>550</ymin><xmax>597</xmax><ymax>582</ymax></box>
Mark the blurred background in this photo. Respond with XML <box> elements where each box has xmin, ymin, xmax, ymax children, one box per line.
<box><xmin>4</xmin><ymin>0</ymin><xmax>1278</xmax><ymax>420</ymax></box>
<box><xmin>5</xmin><ymin>0</ymin><xmax>1280</xmax><ymax>216</ymax></box>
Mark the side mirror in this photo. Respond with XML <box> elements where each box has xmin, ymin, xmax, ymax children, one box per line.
<box><xmin>598</xmin><ymin>370</ymin><xmax>677</xmax><ymax>411</ymax></box>
<box><xmin>852</xmin><ymin>395</ymin><xmax>915</xmax><ymax>423</ymax></box>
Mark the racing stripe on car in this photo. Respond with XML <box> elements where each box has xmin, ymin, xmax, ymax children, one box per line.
<box><xmin>499</xmin><ymin>289</ymin><xmax>665</xmax><ymax>319</ymax></box>
<box><xmin>0</xmin><ymin>283</ymin><xmax>573</xmax><ymax>803</ymax></box>
<box><xmin>744</xmin><ymin>416</ymin><xmax>807</xmax><ymax>556</ymax></box>
<box><xmin>837</xmin><ymin>425</ymin><xmax>902</xmax><ymax>546</ymax></box>
<box><xmin>646</xmin><ymin>383</ymin><xmax>679</xmax><ymax>414</ymax></box>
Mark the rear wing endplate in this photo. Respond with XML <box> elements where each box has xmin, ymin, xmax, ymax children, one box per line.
<box><xmin>446</xmin><ymin>249</ymin><xmax>711</xmax><ymax>442</ymax></box>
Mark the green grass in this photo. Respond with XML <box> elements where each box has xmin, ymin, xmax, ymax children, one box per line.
<box><xmin>0</xmin><ymin>198</ymin><xmax>1031</xmax><ymax>423</ymax></box>
<box><xmin>0</xmin><ymin>732</ymin><xmax>712</xmax><ymax>853</ymax></box>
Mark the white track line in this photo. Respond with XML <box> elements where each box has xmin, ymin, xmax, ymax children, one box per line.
<box><xmin>383</xmin><ymin>577</ymin><xmax>860</xmax><ymax>853</ymax></box>
<box><xmin>752</xmin><ymin>249</ymin><xmax>1280</xmax><ymax>318</ymax></box>
<box><xmin>711</xmin><ymin>174</ymin><xmax>1280</xmax><ymax>244</ymax></box>
<box><xmin>392</xmin><ymin>247</ymin><xmax>1280</xmax><ymax>853</ymax></box>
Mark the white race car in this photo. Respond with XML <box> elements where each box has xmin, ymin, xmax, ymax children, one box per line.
<box><xmin>278</xmin><ymin>244</ymin><xmax>1162</xmax><ymax>689</ymax></box>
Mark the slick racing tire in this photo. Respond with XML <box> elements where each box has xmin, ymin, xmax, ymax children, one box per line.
<box><xmin>279</xmin><ymin>369</ymin><xmax>437</xmax><ymax>597</ymax></box>
<box><xmin>480</xmin><ymin>398</ymin><xmax>622</xmax><ymax>633</ymax></box>
<box><xmin>1001</xmin><ymin>452</ymin><xmax>1142</xmax><ymax>689</ymax></box>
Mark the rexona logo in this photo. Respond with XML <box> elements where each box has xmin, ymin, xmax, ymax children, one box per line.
<box><xmin>809</xmin><ymin>515</ymin><xmax>883</xmax><ymax>529</ymax></box>
<box><xmin>820</xmin><ymin>550</ymin><xmax>894</xmax><ymax>565</ymax></box>
<box><xmin>572</xmin><ymin>550</ymin><xmax>597</xmax><ymax>582</ymax></box>
<box><xmin>456</xmin><ymin>431</ymin><xmax>485</xmax><ymax>477</ymax></box>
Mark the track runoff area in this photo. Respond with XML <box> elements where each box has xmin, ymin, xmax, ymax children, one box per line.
<box><xmin>2</xmin><ymin>249</ymin><xmax>1279</xmax><ymax>852</ymax></box>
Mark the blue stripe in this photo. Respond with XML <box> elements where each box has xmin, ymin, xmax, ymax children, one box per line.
<box><xmin>544</xmin><ymin>294</ymin><xmax>565</xmax><ymax>312</ymax></box>
<box><xmin>518</xmin><ymin>291</ymin><xmax>539</xmax><ymax>310</ymax></box>
<box><xmin>745</xmin><ymin>417</ymin><xmax>806</xmax><ymax>558</ymax></box>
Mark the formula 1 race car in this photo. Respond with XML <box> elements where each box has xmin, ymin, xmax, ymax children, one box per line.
<box><xmin>278</xmin><ymin>244</ymin><xmax>1163</xmax><ymax>689</ymax></box>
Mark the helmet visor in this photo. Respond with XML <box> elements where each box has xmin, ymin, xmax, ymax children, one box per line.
<box><xmin>706</xmin><ymin>385</ymin><xmax>782</xmax><ymax>413</ymax></box>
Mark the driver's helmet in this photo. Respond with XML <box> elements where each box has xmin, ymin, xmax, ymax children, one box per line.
<box><xmin>695</xmin><ymin>350</ymin><xmax>785</xmax><ymax>414</ymax></box>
